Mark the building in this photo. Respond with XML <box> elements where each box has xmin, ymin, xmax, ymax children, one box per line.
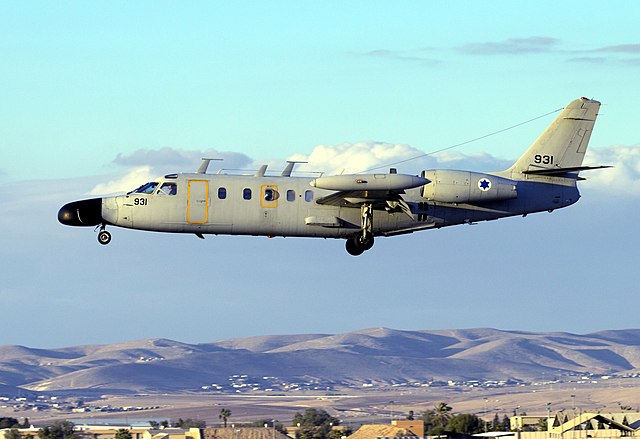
<box><xmin>391</xmin><ymin>420</ymin><xmax>424</xmax><ymax>437</ymax></box>
<box><xmin>204</xmin><ymin>427</ymin><xmax>291</xmax><ymax>439</ymax></box>
<box><xmin>0</xmin><ymin>426</ymin><xmax>203</xmax><ymax>439</ymax></box>
<box><xmin>510</xmin><ymin>417</ymin><xmax>549</xmax><ymax>432</ymax></box>
<box><xmin>548</xmin><ymin>413</ymin><xmax>637</xmax><ymax>439</ymax></box>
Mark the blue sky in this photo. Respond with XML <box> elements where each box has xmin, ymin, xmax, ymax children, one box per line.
<box><xmin>1</xmin><ymin>2</ymin><xmax>639</xmax><ymax>348</ymax></box>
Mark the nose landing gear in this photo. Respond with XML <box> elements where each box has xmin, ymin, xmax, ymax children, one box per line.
<box><xmin>96</xmin><ymin>224</ymin><xmax>112</xmax><ymax>245</ymax></box>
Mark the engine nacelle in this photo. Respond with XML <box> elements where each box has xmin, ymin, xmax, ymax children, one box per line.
<box><xmin>421</xmin><ymin>170</ymin><xmax>517</xmax><ymax>204</ymax></box>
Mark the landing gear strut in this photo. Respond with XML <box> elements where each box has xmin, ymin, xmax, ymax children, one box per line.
<box><xmin>345</xmin><ymin>204</ymin><xmax>375</xmax><ymax>256</ymax></box>
<box><xmin>97</xmin><ymin>224</ymin><xmax>111</xmax><ymax>245</ymax></box>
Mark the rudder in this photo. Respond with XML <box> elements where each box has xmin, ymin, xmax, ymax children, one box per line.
<box><xmin>506</xmin><ymin>97</ymin><xmax>601</xmax><ymax>177</ymax></box>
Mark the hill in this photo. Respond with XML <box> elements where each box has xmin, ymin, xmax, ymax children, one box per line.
<box><xmin>0</xmin><ymin>328</ymin><xmax>638</xmax><ymax>396</ymax></box>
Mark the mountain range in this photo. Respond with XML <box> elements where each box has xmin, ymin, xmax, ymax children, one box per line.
<box><xmin>1</xmin><ymin>328</ymin><xmax>639</xmax><ymax>396</ymax></box>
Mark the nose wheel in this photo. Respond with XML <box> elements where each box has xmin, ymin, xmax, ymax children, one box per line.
<box><xmin>97</xmin><ymin>225</ymin><xmax>112</xmax><ymax>245</ymax></box>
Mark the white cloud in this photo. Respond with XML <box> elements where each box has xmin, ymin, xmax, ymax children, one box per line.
<box><xmin>288</xmin><ymin>141</ymin><xmax>512</xmax><ymax>175</ymax></box>
<box><xmin>457</xmin><ymin>37</ymin><xmax>560</xmax><ymax>55</ymax></box>
<box><xmin>88</xmin><ymin>166</ymin><xmax>156</xmax><ymax>196</ymax></box>
<box><xmin>79</xmin><ymin>143</ymin><xmax>511</xmax><ymax>197</ymax></box>
<box><xmin>84</xmin><ymin>148</ymin><xmax>259</xmax><ymax>195</ymax></box>
<box><xmin>82</xmin><ymin>144</ymin><xmax>640</xmax><ymax>200</ymax></box>
<box><xmin>582</xmin><ymin>144</ymin><xmax>640</xmax><ymax>197</ymax></box>
<box><xmin>288</xmin><ymin>142</ymin><xmax>421</xmax><ymax>175</ymax></box>
<box><xmin>113</xmin><ymin>147</ymin><xmax>252</xmax><ymax>171</ymax></box>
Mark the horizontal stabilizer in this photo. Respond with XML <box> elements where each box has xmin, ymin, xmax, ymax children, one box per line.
<box><xmin>522</xmin><ymin>165</ymin><xmax>612</xmax><ymax>177</ymax></box>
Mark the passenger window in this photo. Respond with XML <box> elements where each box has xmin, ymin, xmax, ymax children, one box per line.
<box><xmin>159</xmin><ymin>182</ymin><xmax>177</xmax><ymax>195</ymax></box>
<box><xmin>286</xmin><ymin>190</ymin><xmax>295</xmax><ymax>201</ymax></box>
<box><xmin>218</xmin><ymin>187</ymin><xmax>227</xmax><ymax>199</ymax></box>
<box><xmin>305</xmin><ymin>190</ymin><xmax>314</xmax><ymax>202</ymax></box>
<box><xmin>243</xmin><ymin>188</ymin><xmax>252</xmax><ymax>200</ymax></box>
<box><xmin>264</xmin><ymin>188</ymin><xmax>275</xmax><ymax>201</ymax></box>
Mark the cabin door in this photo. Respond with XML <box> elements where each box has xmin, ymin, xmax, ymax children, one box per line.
<box><xmin>187</xmin><ymin>180</ymin><xmax>209</xmax><ymax>224</ymax></box>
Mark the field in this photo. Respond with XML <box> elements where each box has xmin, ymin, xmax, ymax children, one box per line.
<box><xmin>3</xmin><ymin>379</ymin><xmax>638</xmax><ymax>427</ymax></box>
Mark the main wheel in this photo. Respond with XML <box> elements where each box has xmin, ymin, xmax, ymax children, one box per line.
<box><xmin>98</xmin><ymin>230</ymin><xmax>112</xmax><ymax>245</ymax></box>
<box><xmin>345</xmin><ymin>238</ymin><xmax>365</xmax><ymax>256</ymax></box>
<box><xmin>357</xmin><ymin>233</ymin><xmax>374</xmax><ymax>251</ymax></box>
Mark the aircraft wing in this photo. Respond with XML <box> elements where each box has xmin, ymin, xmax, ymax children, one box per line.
<box><xmin>316</xmin><ymin>190</ymin><xmax>414</xmax><ymax>219</ymax></box>
<box><xmin>312</xmin><ymin>172</ymin><xmax>428</xmax><ymax>219</ymax></box>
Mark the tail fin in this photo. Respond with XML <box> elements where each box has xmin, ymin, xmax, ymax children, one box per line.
<box><xmin>506</xmin><ymin>97</ymin><xmax>601</xmax><ymax>178</ymax></box>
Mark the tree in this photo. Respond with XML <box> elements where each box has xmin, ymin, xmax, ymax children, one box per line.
<box><xmin>326</xmin><ymin>430</ymin><xmax>344</xmax><ymax>439</ymax></box>
<box><xmin>501</xmin><ymin>415</ymin><xmax>511</xmax><ymax>432</ymax></box>
<box><xmin>0</xmin><ymin>418</ymin><xmax>21</xmax><ymax>429</ymax></box>
<box><xmin>434</xmin><ymin>402</ymin><xmax>453</xmax><ymax>425</ymax></box>
<box><xmin>174</xmin><ymin>419</ymin><xmax>206</xmax><ymax>429</ymax></box>
<box><xmin>292</xmin><ymin>408</ymin><xmax>339</xmax><ymax>439</ymax></box>
<box><xmin>406</xmin><ymin>411</ymin><xmax>415</xmax><ymax>421</ymax></box>
<box><xmin>251</xmin><ymin>420</ymin><xmax>286</xmax><ymax>434</ymax></box>
<box><xmin>421</xmin><ymin>402</ymin><xmax>453</xmax><ymax>436</ymax></box>
<box><xmin>148</xmin><ymin>422</ymin><xmax>160</xmax><ymax>429</ymax></box>
<box><xmin>490</xmin><ymin>413</ymin><xmax>500</xmax><ymax>431</ymax></box>
<box><xmin>114</xmin><ymin>429</ymin><xmax>132</xmax><ymax>439</ymax></box>
<box><xmin>6</xmin><ymin>428</ymin><xmax>22</xmax><ymax>439</ymax></box>
<box><xmin>219</xmin><ymin>408</ymin><xmax>232</xmax><ymax>427</ymax></box>
<box><xmin>446</xmin><ymin>414</ymin><xmax>483</xmax><ymax>435</ymax></box>
<box><xmin>38</xmin><ymin>421</ymin><xmax>77</xmax><ymax>439</ymax></box>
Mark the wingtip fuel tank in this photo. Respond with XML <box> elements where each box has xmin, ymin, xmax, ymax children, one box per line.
<box><xmin>310</xmin><ymin>173</ymin><xmax>430</xmax><ymax>191</ymax></box>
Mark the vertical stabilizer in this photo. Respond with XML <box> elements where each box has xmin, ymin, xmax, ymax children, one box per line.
<box><xmin>506</xmin><ymin>97</ymin><xmax>600</xmax><ymax>178</ymax></box>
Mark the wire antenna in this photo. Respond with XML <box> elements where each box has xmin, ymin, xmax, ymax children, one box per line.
<box><xmin>358</xmin><ymin>106</ymin><xmax>563</xmax><ymax>173</ymax></box>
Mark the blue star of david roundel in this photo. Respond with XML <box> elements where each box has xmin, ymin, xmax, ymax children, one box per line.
<box><xmin>478</xmin><ymin>178</ymin><xmax>491</xmax><ymax>191</ymax></box>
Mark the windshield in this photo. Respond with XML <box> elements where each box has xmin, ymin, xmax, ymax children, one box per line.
<box><xmin>130</xmin><ymin>182</ymin><xmax>159</xmax><ymax>194</ymax></box>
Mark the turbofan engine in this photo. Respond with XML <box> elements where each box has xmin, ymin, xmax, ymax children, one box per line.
<box><xmin>421</xmin><ymin>170</ymin><xmax>517</xmax><ymax>204</ymax></box>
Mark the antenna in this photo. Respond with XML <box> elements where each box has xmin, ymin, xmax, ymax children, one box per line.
<box><xmin>197</xmin><ymin>158</ymin><xmax>223</xmax><ymax>174</ymax></box>
<box><xmin>281</xmin><ymin>160</ymin><xmax>308</xmax><ymax>177</ymax></box>
<box><xmin>255</xmin><ymin>165</ymin><xmax>268</xmax><ymax>177</ymax></box>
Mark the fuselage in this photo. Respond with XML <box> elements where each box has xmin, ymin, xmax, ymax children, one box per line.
<box><xmin>56</xmin><ymin>97</ymin><xmax>602</xmax><ymax>255</ymax></box>
<box><xmin>62</xmin><ymin>170</ymin><xmax>580</xmax><ymax>239</ymax></box>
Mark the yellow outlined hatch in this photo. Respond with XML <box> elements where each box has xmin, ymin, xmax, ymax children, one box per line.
<box><xmin>187</xmin><ymin>180</ymin><xmax>209</xmax><ymax>224</ymax></box>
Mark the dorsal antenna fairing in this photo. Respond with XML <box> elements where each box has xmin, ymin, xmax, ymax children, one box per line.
<box><xmin>255</xmin><ymin>165</ymin><xmax>268</xmax><ymax>177</ymax></box>
<box><xmin>281</xmin><ymin>161</ymin><xmax>308</xmax><ymax>177</ymax></box>
<box><xmin>197</xmin><ymin>158</ymin><xmax>223</xmax><ymax>174</ymax></box>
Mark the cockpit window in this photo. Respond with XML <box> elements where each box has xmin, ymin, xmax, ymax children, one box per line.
<box><xmin>131</xmin><ymin>182</ymin><xmax>159</xmax><ymax>194</ymax></box>
<box><xmin>159</xmin><ymin>182</ymin><xmax>177</xmax><ymax>195</ymax></box>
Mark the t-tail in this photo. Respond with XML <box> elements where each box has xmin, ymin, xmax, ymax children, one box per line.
<box><xmin>503</xmin><ymin>97</ymin><xmax>610</xmax><ymax>181</ymax></box>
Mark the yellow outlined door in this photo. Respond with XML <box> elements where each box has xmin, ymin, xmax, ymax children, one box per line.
<box><xmin>187</xmin><ymin>180</ymin><xmax>209</xmax><ymax>224</ymax></box>
<box><xmin>260</xmin><ymin>184</ymin><xmax>279</xmax><ymax>228</ymax></box>
<box><xmin>260</xmin><ymin>185</ymin><xmax>279</xmax><ymax>208</ymax></box>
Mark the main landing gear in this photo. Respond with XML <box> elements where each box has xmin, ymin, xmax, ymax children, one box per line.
<box><xmin>345</xmin><ymin>204</ymin><xmax>375</xmax><ymax>256</ymax></box>
<box><xmin>96</xmin><ymin>224</ymin><xmax>111</xmax><ymax>245</ymax></box>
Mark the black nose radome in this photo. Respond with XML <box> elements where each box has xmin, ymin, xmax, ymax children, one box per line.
<box><xmin>58</xmin><ymin>198</ymin><xmax>103</xmax><ymax>226</ymax></box>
